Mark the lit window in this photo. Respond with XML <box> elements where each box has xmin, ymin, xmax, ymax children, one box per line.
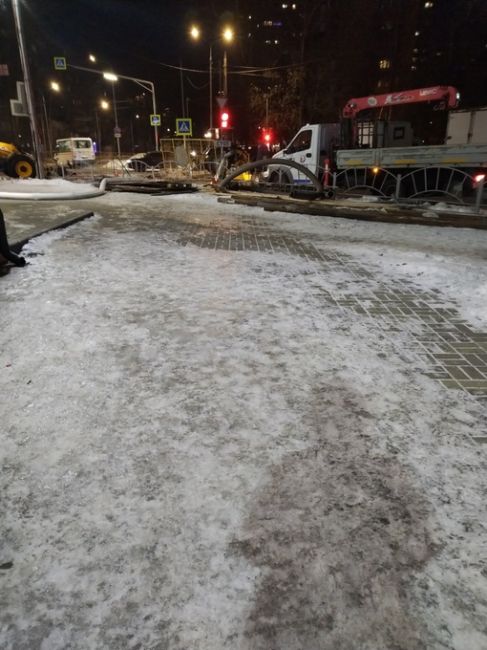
<box><xmin>282</xmin><ymin>3</ymin><xmax>288</xmax><ymax>7</ymax></box>
<box><xmin>379</xmin><ymin>59</ymin><xmax>391</xmax><ymax>69</ymax></box>
<box><xmin>414</xmin><ymin>31</ymin><xmax>420</xmax><ymax>36</ymax></box>
<box><xmin>424</xmin><ymin>1</ymin><xmax>433</xmax><ymax>7</ymax></box>
<box><xmin>292</xmin><ymin>3</ymin><xmax>297</xmax><ymax>9</ymax></box>
<box><xmin>263</xmin><ymin>20</ymin><xmax>273</xmax><ymax>26</ymax></box>
<box><xmin>274</xmin><ymin>39</ymin><xmax>279</xmax><ymax>44</ymax></box>
<box><xmin>436</xmin><ymin>51</ymin><xmax>442</xmax><ymax>56</ymax></box>
<box><xmin>265</xmin><ymin>39</ymin><xmax>271</xmax><ymax>44</ymax></box>
<box><xmin>248</xmin><ymin>15</ymin><xmax>252</xmax><ymax>19</ymax></box>
<box><xmin>413</xmin><ymin>47</ymin><xmax>418</xmax><ymax>53</ymax></box>
<box><xmin>411</xmin><ymin>65</ymin><xmax>417</xmax><ymax>71</ymax></box>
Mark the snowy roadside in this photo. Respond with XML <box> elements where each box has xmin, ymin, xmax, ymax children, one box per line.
<box><xmin>0</xmin><ymin>191</ymin><xmax>486</xmax><ymax>649</ymax></box>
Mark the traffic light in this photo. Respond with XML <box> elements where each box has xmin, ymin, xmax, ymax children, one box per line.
<box><xmin>220</xmin><ymin>110</ymin><xmax>230</xmax><ymax>129</ymax></box>
<box><xmin>262</xmin><ymin>127</ymin><xmax>274</xmax><ymax>145</ymax></box>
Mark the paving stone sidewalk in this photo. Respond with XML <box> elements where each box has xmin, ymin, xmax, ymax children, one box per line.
<box><xmin>175</xmin><ymin>214</ymin><xmax>487</xmax><ymax>409</ymax></box>
<box><xmin>5</xmin><ymin>199</ymin><xmax>487</xmax><ymax>405</ymax></box>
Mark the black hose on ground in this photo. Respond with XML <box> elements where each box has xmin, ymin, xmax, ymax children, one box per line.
<box><xmin>216</xmin><ymin>158</ymin><xmax>324</xmax><ymax>195</ymax></box>
<box><xmin>0</xmin><ymin>209</ymin><xmax>26</xmax><ymax>267</ymax></box>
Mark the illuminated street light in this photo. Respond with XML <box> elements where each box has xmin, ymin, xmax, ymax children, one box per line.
<box><xmin>103</xmin><ymin>74</ymin><xmax>121</xmax><ymax>158</ymax></box>
<box><xmin>100</xmin><ymin>99</ymin><xmax>110</xmax><ymax>110</ymax></box>
<box><xmin>222</xmin><ymin>26</ymin><xmax>234</xmax><ymax>43</ymax></box>
<box><xmin>50</xmin><ymin>81</ymin><xmax>61</xmax><ymax>92</ymax></box>
<box><xmin>89</xmin><ymin>54</ymin><xmax>97</xmax><ymax>63</ymax></box>
<box><xmin>189</xmin><ymin>25</ymin><xmax>200</xmax><ymax>40</ymax></box>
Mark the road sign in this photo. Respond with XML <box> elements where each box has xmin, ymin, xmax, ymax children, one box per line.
<box><xmin>114</xmin><ymin>126</ymin><xmax>121</xmax><ymax>138</ymax></box>
<box><xmin>176</xmin><ymin>118</ymin><xmax>192</xmax><ymax>136</ymax></box>
<box><xmin>150</xmin><ymin>114</ymin><xmax>161</xmax><ymax>126</ymax></box>
<box><xmin>10</xmin><ymin>81</ymin><xmax>28</xmax><ymax>117</ymax></box>
<box><xmin>53</xmin><ymin>56</ymin><xmax>66</xmax><ymax>70</ymax></box>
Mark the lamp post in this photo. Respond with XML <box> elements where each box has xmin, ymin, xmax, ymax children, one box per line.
<box><xmin>95</xmin><ymin>99</ymin><xmax>110</xmax><ymax>153</ymax></box>
<box><xmin>221</xmin><ymin>26</ymin><xmax>234</xmax><ymax>99</ymax></box>
<box><xmin>42</xmin><ymin>81</ymin><xmax>61</xmax><ymax>157</ymax></box>
<box><xmin>103</xmin><ymin>72</ymin><xmax>122</xmax><ymax>158</ymax></box>
<box><xmin>69</xmin><ymin>63</ymin><xmax>160</xmax><ymax>151</ymax></box>
<box><xmin>103</xmin><ymin>73</ymin><xmax>158</xmax><ymax>150</ymax></box>
<box><xmin>189</xmin><ymin>25</ymin><xmax>234</xmax><ymax>133</ymax></box>
<box><xmin>12</xmin><ymin>0</ymin><xmax>44</xmax><ymax>177</ymax></box>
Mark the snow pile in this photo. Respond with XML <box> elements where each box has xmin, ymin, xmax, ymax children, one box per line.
<box><xmin>0</xmin><ymin>177</ymin><xmax>104</xmax><ymax>200</ymax></box>
<box><xmin>0</xmin><ymin>177</ymin><xmax>96</xmax><ymax>194</ymax></box>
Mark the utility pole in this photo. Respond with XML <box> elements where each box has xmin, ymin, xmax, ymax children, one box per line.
<box><xmin>179</xmin><ymin>60</ymin><xmax>185</xmax><ymax>117</ymax></box>
<box><xmin>110</xmin><ymin>82</ymin><xmax>121</xmax><ymax>158</ymax></box>
<box><xmin>42</xmin><ymin>96</ymin><xmax>52</xmax><ymax>156</ymax></box>
<box><xmin>12</xmin><ymin>0</ymin><xmax>44</xmax><ymax>178</ymax></box>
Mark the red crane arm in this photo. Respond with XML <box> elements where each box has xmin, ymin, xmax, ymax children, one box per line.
<box><xmin>342</xmin><ymin>85</ymin><xmax>459</xmax><ymax>118</ymax></box>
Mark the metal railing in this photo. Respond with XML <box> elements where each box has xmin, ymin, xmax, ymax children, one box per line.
<box><xmin>328</xmin><ymin>166</ymin><xmax>486</xmax><ymax>210</ymax></box>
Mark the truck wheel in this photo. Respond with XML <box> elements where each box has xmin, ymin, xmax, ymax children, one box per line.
<box><xmin>7</xmin><ymin>154</ymin><xmax>36</xmax><ymax>179</ymax></box>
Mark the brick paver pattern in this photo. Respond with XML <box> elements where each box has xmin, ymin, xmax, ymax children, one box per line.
<box><xmin>172</xmin><ymin>214</ymin><xmax>487</xmax><ymax>407</ymax></box>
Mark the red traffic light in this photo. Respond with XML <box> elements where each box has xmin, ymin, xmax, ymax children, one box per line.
<box><xmin>220</xmin><ymin>110</ymin><xmax>230</xmax><ymax>129</ymax></box>
<box><xmin>262</xmin><ymin>127</ymin><xmax>274</xmax><ymax>144</ymax></box>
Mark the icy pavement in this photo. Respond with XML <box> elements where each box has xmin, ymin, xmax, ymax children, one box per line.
<box><xmin>1</xmin><ymin>192</ymin><xmax>487</xmax><ymax>649</ymax></box>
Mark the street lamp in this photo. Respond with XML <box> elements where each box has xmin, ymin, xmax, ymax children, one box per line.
<box><xmin>68</xmin><ymin>63</ymin><xmax>160</xmax><ymax>151</ymax></box>
<box><xmin>189</xmin><ymin>24</ymin><xmax>235</xmax><ymax>133</ymax></box>
<box><xmin>101</xmin><ymin>71</ymin><xmax>158</xmax><ymax>150</ymax></box>
<box><xmin>95</xmin><ymin>99</ymin><xmax>110</xmax><ymax>153</ymax></box>
<box><xmin>221</xmin><ymin>26</ymin><xmax>234</xmax><ymax>98</ymax></box>
<box><xmin>103</xmin><ymin>72</ymin><xmax>121</xmax><ymax>158</ymax></box>
<box><xmin>189</xmin><ymin>25</ymin><xmax>200</xmax><ymax>41</ymax></box>
<box><xmin>42</xmin><ymin>80</ymin><xmax>61</xmax><ymax>157</ymax></box>
<box><xmin>89</xmin><ymin>54</ymin><xmax>97</xmax><ymax>63</ymax></box>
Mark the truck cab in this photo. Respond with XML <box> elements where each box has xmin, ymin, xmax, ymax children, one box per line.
<box><xmin>269</xmin><ymin>123</ymin><xmax>340</xmax><ymax>184</ymax></box>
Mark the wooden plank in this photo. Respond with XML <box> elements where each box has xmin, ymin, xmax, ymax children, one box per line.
<box><xmin>222</xmin><ymin>195</ymin><xmax>487</xmax><ymax>230</ymax></box>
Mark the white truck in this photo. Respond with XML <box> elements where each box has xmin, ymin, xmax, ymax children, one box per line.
<box><xmin>269</xmin><ymin>86</ymin><xmax>487</xmax><ymax>195</ymax></box>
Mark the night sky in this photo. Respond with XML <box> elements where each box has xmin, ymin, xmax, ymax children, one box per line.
<box><xmin>16</xmin><ymin>0</ymin><xmax>215</xmax><ymax>132</ymax></box>
<box><xmin>29</xmin><ymin>1</ymin><xmax>187</xmax><ymax>70</ymax></box>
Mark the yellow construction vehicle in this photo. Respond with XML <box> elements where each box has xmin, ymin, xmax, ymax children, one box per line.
<box><xmin>0</xmin><ymin>141</ymin><xmax>36</xmax><ymax>178</ymax></box>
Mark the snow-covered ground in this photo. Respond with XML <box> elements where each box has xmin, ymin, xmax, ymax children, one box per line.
<box><xmin>1</xmin><ymin>191</ymin><xmax>486</xmax><ymax>649</ymax></box>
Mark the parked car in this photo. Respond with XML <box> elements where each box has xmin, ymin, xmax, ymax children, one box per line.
<box><xmin>125</xmin><ymin>151</ymin><xmax>163</xmax><ymax>171</ymax></box>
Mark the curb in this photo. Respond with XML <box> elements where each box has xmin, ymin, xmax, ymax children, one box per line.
<box><xmin>10</xmin><ymin>211</ymin><xmax>95</xmax><ymax>254</ymax></box>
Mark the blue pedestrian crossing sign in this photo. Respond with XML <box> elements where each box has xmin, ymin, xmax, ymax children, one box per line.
<box><xmin>150</xmin><ymin>114</ymin><xmax>161</xmax><ymax>126</ymax></box>
<box><xmin>176</xmin><ymin>118</ymin><xmax>192</xmax><ymax>136</ymax></box>
<box><xmin>53</xmin><ymin>56</ymin><xmax>67</xmax><ymax>70</ymax></box>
